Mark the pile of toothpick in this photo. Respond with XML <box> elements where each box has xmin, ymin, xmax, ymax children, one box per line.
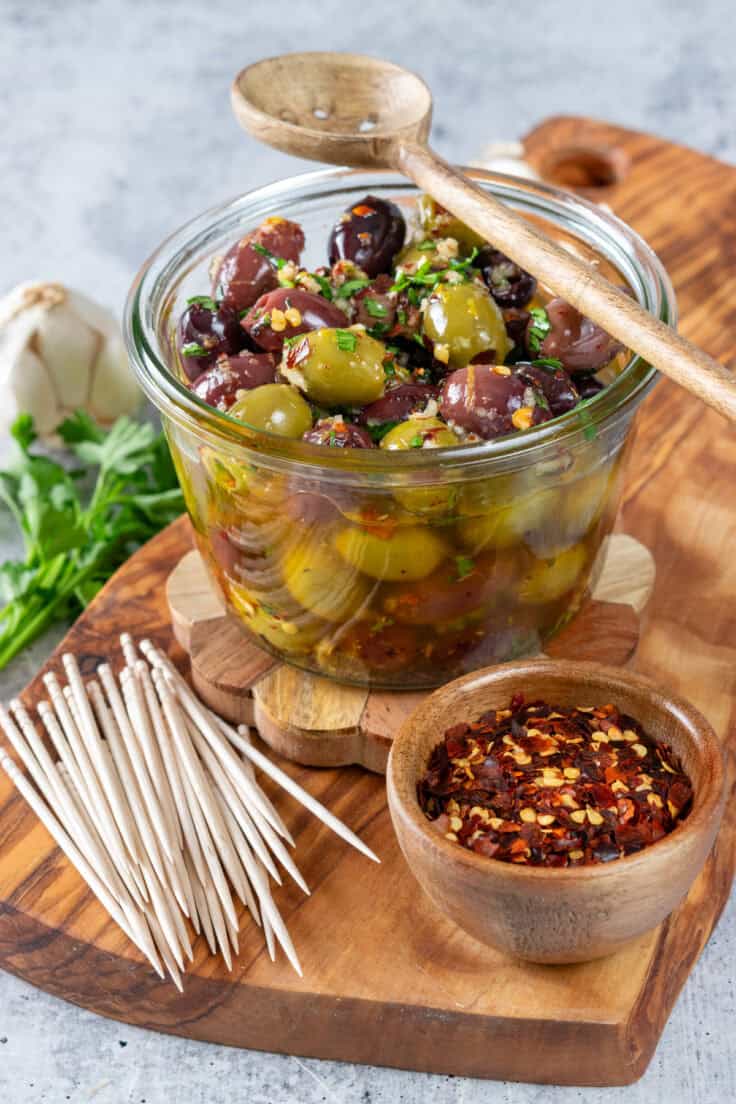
<box><xmin>0</xmin><ymin>634</ymin><xmax>379</xmax><ymax>989</ymax></box>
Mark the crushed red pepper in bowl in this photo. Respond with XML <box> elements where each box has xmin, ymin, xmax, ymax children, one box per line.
<box><xmin>417</xmin><ymin>695</ymin><xmax>693</xmax><ymax>867</ymax></box>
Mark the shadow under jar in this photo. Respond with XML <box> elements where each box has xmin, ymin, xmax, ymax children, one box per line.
<box><xmin>125</xmin><ymin>169</ymin><xmax>675</xmax><ymax>690</ymax></box>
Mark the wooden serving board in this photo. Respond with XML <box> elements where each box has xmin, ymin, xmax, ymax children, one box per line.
<box><xmin>166</xmin><ymin>533</ymin><xmax>655</xmax><ymax>772</ymax></box>
<box><xmin>0</xmin><ymin>118</ymin><xmax>735</xmax><ymax>1086</ymax></box>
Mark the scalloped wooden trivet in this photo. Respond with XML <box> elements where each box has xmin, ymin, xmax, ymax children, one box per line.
<box><xmin>167</xmin><ymin>532</ymin><xmax>655</xmax><ymax>773</ymax></box>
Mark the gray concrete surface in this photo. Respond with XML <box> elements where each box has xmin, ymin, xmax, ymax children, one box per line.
<box><xmin>0</xmin><ymin>0</ymin><xmax>734</xmax><ymax>1099</ymax></box>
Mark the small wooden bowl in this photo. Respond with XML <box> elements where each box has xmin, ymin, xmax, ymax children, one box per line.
<box><xmin>387</xmin><ymin>659</ymin><xmax>724</xmax><ymax>963</ymax></box>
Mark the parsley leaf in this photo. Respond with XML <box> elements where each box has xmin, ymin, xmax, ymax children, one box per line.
<box><xmin>364</xmin><ymin>298</ymin><xmax>388</xmax><ymax>318</ymax></box>
<box><xmin>312</xmin><ymin>274</ymin><xmax>333</xmax><ymax>300</ymax></box>
<box><xmin>251</xmin><ymin>242</ymin><xmax>287</xmax><ymax>269</ymax></box>
<box><xmin>409</xmin><ymin>434</ymin><xmax>424</xmax><ymax>448</ymax></box>
<box><xmin>338</xmin><ymin>278</ymin><xmax>371</xmax><ymax>298</ymax></box>
<box><xmin>335</xmin><ymin>329</ymin><xmax>358</xmax><ymax>352</ymax></box>
<box><xmin>0</xmin><ymin>412</ymin><xmax>184</xmax><ymax>671</ymax></box>
<box><xmin>454</xmin><ymin>555</ymin><xmax>475</xmax><ymax>581</ymax></box>
<box><xmin>186</xmin><ymin>295</ymin><xmax>218</xmax><ymax>311</ymax></box>
<box><xmin>181</xmin><ymin>342</ymin><xmax>208</xmax><ymax>358</ymax></box>
<box><xmin>527</xmin><ymin>307</ymin><xmax>551</xmax><ymax>353</ymax></box>
<box><xmin>531</xmin><ymin>357</ymin><xmax>563</xmax><ymax>371</ymax></box>
<box><xmin>366</xmin><ymin>421</ymin><xmax>399</xmax><ymax>443</ymax></box>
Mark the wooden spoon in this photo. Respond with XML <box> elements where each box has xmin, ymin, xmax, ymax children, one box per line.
<box><xmin>232</xmin><ymin>52</ymin><xmax>736</xmax><ymax>422</ymax></box>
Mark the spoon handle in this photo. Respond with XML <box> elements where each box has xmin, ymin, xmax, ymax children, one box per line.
<box><xmin>398</xmin><ymin>142</ymin><xmax>736</xmax><ymax>423</ymax></box>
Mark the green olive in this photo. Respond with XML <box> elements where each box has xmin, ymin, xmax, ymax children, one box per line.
<box><xmin>230</xmin><ymin>383</ymin><xmax>313</xmax><ymax>438</ymax></box>
<box><xmin>332</xmin><ymin>525</ymin><xmax>449</xmax><ymax>581</ymax></box>
<box><xmin>227</xmin><ymin>580</ymin><xmax>326</xmax><ymax>654</ymax></box>
<box><xmin>285</xmin><ymin>327</ymin><xmax>386</xmax><ymax>407</ymax></box>
<box><xmin>422</xmin><ymin>283</ymin><xmax>510</xmax><ymax>368</ymax></box>
<box><xmin>282</xmin><ymin>537</ymin><xmax>372</xmax><ymax>621</ymax></box>
<box><xmin>417</xmin><ymin>195</ymin><xmax>485</xmax><ymax>251</ymax></box>
<box><xmin>380</xmin><ymin>417</ymin><xmax>460</xmax><ymax>451</ymax></box>
<box><xmin>457</xmin><ymin>488</ymin><xmax>557</xmax><ymax>552</ymax></box>
<box><xmin>524</xmin><ymin>466</ymin><xmax>613</xmax><ymax>558</ymax></box>
<box><xmin>517</xmin><ymin>544</ymin><xmax>588</xmax><ymax>605</ymax></box>
<box><xmin>395</xmin><ymin>241</ymin><xmax>443</xmax><ymax>270</ymax></box>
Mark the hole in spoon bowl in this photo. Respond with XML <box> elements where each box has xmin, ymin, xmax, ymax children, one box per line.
<box><xmin>313</xmin><ymin>107</ymin><xmax>330</xmax><ymax>120</ymax></box>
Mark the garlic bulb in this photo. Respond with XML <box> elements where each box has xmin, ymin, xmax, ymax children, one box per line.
<box><xmin>0</xmin><ymin>282</ymin><xmax>141</xmax><ymax>440</ymax></box>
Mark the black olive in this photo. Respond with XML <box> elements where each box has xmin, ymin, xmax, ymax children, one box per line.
<box><xmin>328</xmin><ymin>195</ymin><xmax>406</xmax><ymax>277</ymax></box>
<box><xmin>302</xmin><ymin>417</ymin><xmax>375</xmax><ymax>449</ymax></box>
<box><xmin>176</xmin><ymin>302</ymin><xmax>244</xmax><ymax>380</ymax></box>
<box><xmin>478</xmin><ymin>247</ymin><xmax>536</xmax><ymax>309</ymax></box>
<box><xmin>513</xmin><ymin>362</ymin><xmax>580</xmax><ymax>416</ymax></box>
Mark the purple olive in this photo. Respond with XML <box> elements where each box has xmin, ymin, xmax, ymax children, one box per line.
<box><xmin>328</xmin><ymin>195</ymin><xmax>406</xmax><ymax>277</ymax></box>
<box><xmin>439</xmin><ymin>364</ymin><xmax>551</xmax><ymax>439</ymax></box>
<box><xmin>357</xmin><ymin>383</ymin><xmax>439</xmax><ymax>425</ymax></box>
<box><xmin>242</xmin><ymin>287</ymin><xmax>348</xmax><ymax>353</ymax></box>
<box><xmin>191</xmin><ymin>352</ymin><xmax>277</xmax><ymax>411</ymax></box>
<box><xmin>537</xmin><ymin>298</ymin><xmax>623</xmax><ymax>374</ymax></box>
<box><xmin>176</xmin><ymin>301</ymin><xmax>244</xmax><ymax>380</ymax></box>
<box><xmin>502</xmin><ymin>307</ymin><xmax>531</xmax><ymax>354</ymax></box>
<box><xmin>212</xmin><ymin>217</ymin><xmax>305</xmax><ymax>314</ymax></box>
<box><xmin>513</xmin><ymin>361</ymin><xmax>580</xmax><ymax>416</ymax></box>
<box><xmin>302</xmin><ymin>416</ymin><xmax>375</xmax><ymax>449</ymax></box>
<box><xmin>478</xmin><ymin>247</ymin><xmax>537</xmax><ymax>308</ymax></box>
<box><xmin>351</xmin><ymin>274</ymin><xmax>397</xmax><ymax>331</ymax></box>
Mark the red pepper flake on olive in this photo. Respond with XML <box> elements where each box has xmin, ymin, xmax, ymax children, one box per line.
<box><xmin>417</xmin><ymin>696</ymin><xmax>693</xmax><ymax>867</ymax></box>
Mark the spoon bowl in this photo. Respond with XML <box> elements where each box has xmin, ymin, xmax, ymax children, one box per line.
<box><xmin>232</xmin><ymin>53</ymin><xmax>432</xmax><ymax>167</ymax></box>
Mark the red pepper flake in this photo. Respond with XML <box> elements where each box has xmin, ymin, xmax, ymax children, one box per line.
<box><xmin>417</xmin><ymin>696</ymin><xmax>693</xmax><ymax>867</ymax></box>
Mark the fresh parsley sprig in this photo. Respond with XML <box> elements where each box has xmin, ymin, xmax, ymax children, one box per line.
<box><xmin>0</xmin><ymin>412</ymin><xmax>184</xmax><ymax>670</ymax></box>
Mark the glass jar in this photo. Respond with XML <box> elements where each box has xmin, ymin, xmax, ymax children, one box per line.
<box><xmin>125</xmin><ymin>168</ymin><xmax>675</xmax><ymax>689</ymax></box>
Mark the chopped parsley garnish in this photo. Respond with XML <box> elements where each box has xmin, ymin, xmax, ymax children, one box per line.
<box><xmin>397</xmin><ymin>308</ymin><xmax>408</xmax><ymax>326</ymax></box>
<box><xmin>527</xmin><ymin>306</ymin><xmax>551</xmax><ymax>353</ymax></box>
<box><xmin>454</xmin><ymin>555</ymin><xmax>475</xmax><ymax>581</ymax></box>
<box><xmin>328</xmin><ymin>430</ymin><xmax>337</xmax><ymax>445</ymax></box>
<box><xmin>417</xmin><ymin>240</ymin><xmax>437</xmax><ymax>251</ymax></box>
<box><xmin>367</xmin><ymin>322</ymin><xmax>390</xmax><ymax>339</ymax></box>
<box><xmin>409</xmin><ymin>434</ymin><xmax>424</xmax><ymax>448</ymax></box>
<box><xmin>186</xmin><ymin>295</ymin><xmax>218</xmax><ymax>311</ymax></box>
<box><xmin>181</xmin><ymin>342</ymin><xmax>208</xmax><ymax>357</ymax></box>
<box><xmin>369</xmin><ymin>616</ymin><xmax>395</xmax><ymax>635</ymax></box>
<box><xmin>338</xmin><ymin>278</ymin><xmax>371</xmax><ymax>298</ymax></box>
<box><xmin>335</xmin><ymin>329</ymin><xmax>358</xmax><ymax>352</ymax></box>
<box><xmin>383</xmin><ymin>360</ymin><xmax>396</xmax><ymax>377</ymax></box>
<box><xmin>283</xmin><ymin>334</ymin><xmax>303</xmax><ymax>348</ymax></box>
<box><xmin>364</xmin><ymin>298</ymin><xmax>388</xmax><ymax>318</ymax></box>
<box><xmin>367</xmin><ymin>420</ymin><xmax>399</xmax><ymax>443</ymax></box>
<box><xmin>531</xmin><ymin>357</ymin><xmax>563</xmax><ymax>371</ymax></box>
<box><xmin>312</xmin><ymin>273</ymin><xmax>333</xmax><ymax>300</ymax></box>
<box><xmin>251</xmin><ymin>242</ymin><xmax>287</xmax><ymax>269</ymax></box>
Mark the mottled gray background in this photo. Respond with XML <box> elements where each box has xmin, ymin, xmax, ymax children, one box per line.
<box><xmin>1</xmin><ymin>0</ymin><xmax>735</xmax><ymax>1100</ymax></box>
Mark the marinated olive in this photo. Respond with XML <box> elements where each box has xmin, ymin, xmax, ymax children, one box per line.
<box><xmin>229</xmin><ymin>383</ymin><xmax>313</xmax><ymax>438</ymax></box>
<box><xmin>380</xmin><ymin>416</ymin><xmax>459</xmax><ymax>451</ymax></box>
<box><xmin>478</xmin><ymin>247</ymin><xmax>537</xmax><ymax>309</ymax></box>
<box><xmin>284</xmin><ymin>327</ymin><xmax>385</xmax><ymax>406</ymax></box>
<box><xmin>177</xmin><ymin>301</ymin><xmax>244</xmax><ymax>380</ymax></box>
<box><xmin>328</xmin><ymin>195</ymin><xmax>406</xmax><ymax>277</ymax></box>
<box><xmin>303</xmin><ymin>416</ymin><xmax>374</xmax><ymax>449</ymax></box>
<box><xmin>457</xmin><ymin>487</ymin><xmax>556</xmax><ymax>552</ymax></box>
<box><xmin>538</xmin><ymin>298</ymin><xmax>623</xmax><ymax>374</ymax></box>
<box><xmin>503</xmin><ymin>307</ymin><xmax>532</xmax><ymax>355</ymax></box>
<box><xmin>242</xmin><ymin>288</ymin><xmax>348</xmax><ymax>354</ymax></box>
<box><xmin>517</xmin><ymin>543</ymin><xmax>588</xmax><ymax>605</ymax></box>
<box><xmin>358</xmin><ymin>383</ymin><xmax>440</xmax><ymax>426</ymax></box>
<box><xmin>422</xmin><ymin>283</ymin><xmax>510</xmax><ymax>368</ymax></box>
<box><xmin>192</xmin><ymin>352</ymin><xmax>277</xmax><ymax>411</ymax></box>
<box><xmin>417</xmin><ymin>195</ymin><xmax>485</xmax><ymax>251</ymax></box>
<box><xmin>282</xmin><ymin>538</ymin><xmax>372</xmax><ymax>621</ymax></box>
<box><xmin>513</xmin><ymin>361</ymin><xmax>580</xmax><ymax>416</ymax></box>
<box><xmin>212</xmin><ymin>217</ymin><xmax>305</xmax><ymax>313</ymax></box>
<box><xmin>332</xmin><ymin>525</ymin><xmax>449</xmax><ymax>581</ymax></box>
<box><xmin>228</xmin><ymin>579</ymin><xmax>327</xmax><ymax>654</ymax></box>
<box><xmin>440</xmin><ymin>364</ymin><xmax>550</xmax><ymax>439</ymax></box>
<box><xmin>352</xmin><ymin>275</ymin><xmax>397</xmax><ymax>332</ymax></box>
<box><xmin>324</xmin><ymin>620</ymin><xmax>418</xmax><ymax>674</ymax></box>
<box><xmin>523</xmin><ymin>466</ymin><xmax>613</xmax><ymax>558</ymax></box>
<box><xmin>382</xmin><ymin>552</ymin><xmax>516</xmax><ymax>626</ymax></box>
<box><xmin>577</xmin><ymin>375</ymin><xmax>605</xmax><ymax>400</ymax></box>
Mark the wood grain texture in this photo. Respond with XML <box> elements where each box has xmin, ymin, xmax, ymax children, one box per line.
<box><xmin>166</xmin><ymin>532</ymin><xmax>652</xmax><ymax>772</ymax></box>
<box><xmin>0</xmin><ymin>119</ymin><xmax>733</xmax><ymax>1085</ymax></box>
<box><xmin>387</xmin><ymin>660</ymin><xmax>724</xmax><ymax>963</ymax></box>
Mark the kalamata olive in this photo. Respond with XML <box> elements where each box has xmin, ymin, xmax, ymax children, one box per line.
<box><xmin>383</xmin><ymin>551</ymin><xmax>516</xmax><ymax>626</ymax></box>
<box><xmin>358</xmin><ymin>383</ymin><xmax>439</xmax><ymax>425</ymax></box>
<box><xmin>513</xmin><ymin>361</ymin><xmax>580</xmax><ymax>416</ymax></box>
<box><xmin>422</xmin><ymin>283</ymin><xmax>510</xmax><ymax>368</ymax></box>
<box><xmin>177</xmin><ymin>301</ymin><xmax>244</xmax><ymax>380</ymax></box>
<box><xmin>229</xmin><ymin>383</ymin><xmax>313</xmax><ymax>438</ymax></box>
<box><xmin>284</xmin><ymin>327</ymin><xmax>385</xmax><ymax>406</ymax></box>
<box><xmin>302</xmin><ymin>416</ymin><xmax>375</xmax><ymax>449</ymax></box>
<box><xmin>503</xmin><ymin>308</ymin><xmax>531</xmax><ymax>354</ymax></box>
<box><xmin>242</xmin><ymin>287</ymin><xmax>348</xmax><ymax>354</ymax></box>
<box><xmin>478</xmin><ymin>247</ymin><xmax>537</xmax><ymax>308</ymax></box>
<box><xmin>577</xmin><ymin>375</ymin><xmax>605</xmax><ymax>400</ymax></box>
<box><xmin>331</xmin><ymin>620</ymin><xmax>418</xmax><ymax>674</ymax></box>
<box><xmin>328</xmin><ymin>195</ymin><xmax>406</xmax><ymax>277</ymax></box>
<box><xmin>352</xmin><ymin>274</ymin><xmax>397</xmax><ymax>331</ymax></box>
<box><xmin>191</xmin><ymin>352</ymin><xmax>278</xmax><ymax>411</ymax></box>
<box><xmin>212</xmin><ymin>217</ymin><xmax>305</xmax><ymax>314</ymax></box>
<box><xmin>537</xmin><ymin>298</ymin><xmax>624</xmax><ymax>374</ymax></box>
<box><xmin>417</xmin><ymin>195</ymin><xmax>485</xmax><ymax>251</ymax></box>
<box><xmin>380</xmin><ymin>416</ymin><xmax>459</xmax><ymax>451</ymax></box>
<box><xmin>439</xmin><ymin>364</ymin><xmax>551</xmax><ymax>439</ymax></box>
<box><xmin>282</xmin><ymin>537</ymin><xmax>372</xmax><ymax>622</ymax></box>
<box><xmin>332</xmin><ymin>525</ymin><xmax>449</xmax><ymax>582</ymax></box>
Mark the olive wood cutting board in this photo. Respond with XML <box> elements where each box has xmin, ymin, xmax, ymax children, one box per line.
<box><xmin>0</xmin><ymin>118</ymin><xmax>735</xmax><ymax>1086</ymax></box>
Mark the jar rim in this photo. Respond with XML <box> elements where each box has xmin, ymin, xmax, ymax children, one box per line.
<box><xmin>124</xmin><ymin>166</ymin><xmax>675</xmax><ymax>480</ymax></box>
